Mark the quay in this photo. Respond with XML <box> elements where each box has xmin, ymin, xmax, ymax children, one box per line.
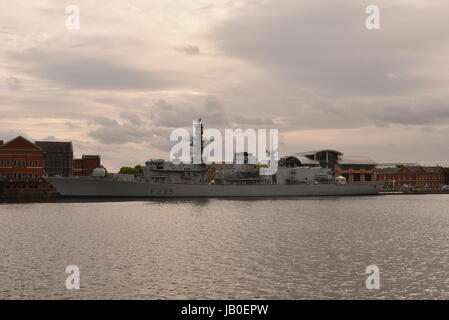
<box><xmin>0</xmin><ymin>179</ymin><xmax>59</xmax><ymax>201</ymax></box>
<box><xmin>380</xmin><ymin>188</ymin><xmax>449</xmax><ymax>195</ymax></box>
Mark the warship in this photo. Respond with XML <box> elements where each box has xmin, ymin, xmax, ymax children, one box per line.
<box><xmin>45</xmin><ymin>121</ymin><xmax>382</xmax><ymax>198</ymax></box>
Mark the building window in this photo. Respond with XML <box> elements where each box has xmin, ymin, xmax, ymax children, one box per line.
<box><xmin>13</xmin><ymin>160</ymin><xmax>26</xmax><ymax>167</ymax></box>
<box><xmin>365</xmin><ymin>174</ymin><xmax>372</xmax><ymax>182</ymax></box>
<box><xmin>353</xmin><ymin>173</ymin><xmax>361</xmax><ymax>182</ymax></box>
<box><xmin>341</xmin><ymin>165</ymin><xmax>375</xmax><ymax>171</ymax></box>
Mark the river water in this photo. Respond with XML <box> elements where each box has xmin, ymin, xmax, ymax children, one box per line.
<box><xmin>1</xmin><ymin>195</ymin><xmax>449</xmax><ymax>299</ymax></box>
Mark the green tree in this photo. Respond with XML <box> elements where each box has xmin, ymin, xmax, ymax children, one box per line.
<box><xmin>119</xmin><ymin>165</ymin><xmax>143</xmax><ymax>175</ymax></box>
<box><xmin>134</xmin><ymin>165</ymin><xmax>143</xmax><ymax>174</ymax></box>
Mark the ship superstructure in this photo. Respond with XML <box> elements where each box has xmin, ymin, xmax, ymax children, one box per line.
<box><xmin>45</xmin><ymin>120</ymin><xmax>383</xmax><ymax>198</ymax></box>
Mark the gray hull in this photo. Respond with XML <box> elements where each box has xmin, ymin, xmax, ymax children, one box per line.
<box><xmin>46</xmin><ymin>177</ymin><xmax>382</xmax><ymax>198</ymax></box>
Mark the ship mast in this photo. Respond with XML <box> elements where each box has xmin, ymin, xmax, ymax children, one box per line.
<box><xmin>199</xmin><ymin>118</ymin><xmax>204</xmax><ymax>159</ymax></box>
<box><xmin>191</xmin><ymin>118</ymin><xmax>205</xmax><ymax>164</ymax></box>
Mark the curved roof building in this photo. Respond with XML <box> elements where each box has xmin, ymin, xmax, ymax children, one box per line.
<box><xmin>293</xmin><ymin>149</ymin><xmax>378</xmax><ymax>182</ymax></box>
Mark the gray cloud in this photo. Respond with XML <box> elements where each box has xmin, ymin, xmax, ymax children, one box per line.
<box><xmin>211</xmin><ymin>1</ymin><xmax>448</xmax><ymax>96</ymax></box>
<box><xmin>120</xmin><ymin>111</ymin><xmax>143</xmax><ymax>126</ymax></box>
<box><xmin>87</xmin><ymin>94</ymin><xmax>278</xmax><ymax>152</ymax></box>
<box><xmin>149</xmin><ymin>94</ymin><xmax>277</xmax><ymax>129</ymax></box>
<box><xmin>41</xmin><ymin>135</ymin><xmax>57</xmax><ymax>141</ymax></box>
<box><xmin>369</xmin><ymin>102</ymin><xmax>449</xmax><ymax>126</ymax></box>
<box><xmin>5</xmin><ymin>76</ymin><xmax>22</xmax><ymax>90</ymax></box>
<box><xmin>88</xmin><ymin>112</ymin><xmax>175</xmax><ymax>154</ymax></box>
<box><xmin>149</xmin><ymin>95</ymin><xmax>230</xmax><ymax>128</ymax></box>
<box><xmin>0</xmin><ymin>129</ymin><xmax>28</xmax><ymax>142</ymax></box>
<box><xmin>9</xmin><ymin>42</ymin><xmax>182</xmax><ymax>91</ymax></box>
<box><xmin>88</xmin><ymin>117</ymin><xmax>148</xmax><ymax>144</ymax></box>
<box><xmin>34</xmin><ymin>58</ymin><xmax>177</xmax><ymax>90</ymax></box>
<box><xmin>175</xmin><ymin>45</ymin><xmax>200</xmax><ymax>55</ymax></box>
<box><xmin>279</xmin><ymin>94</ymin><xmax>449</xmax><ymax>130</ymax></box>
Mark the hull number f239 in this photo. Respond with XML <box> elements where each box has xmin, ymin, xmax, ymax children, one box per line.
<box><xmin>150</xmin><ymin>188</ymin><xmax>174</xmax><ymax>195</ymax></box>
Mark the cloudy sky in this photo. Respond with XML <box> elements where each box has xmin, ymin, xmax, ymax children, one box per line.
<box><xmin>1</xmin><ymin>0</ymin><xmax>449</xmax><ymax>171</ymax></box>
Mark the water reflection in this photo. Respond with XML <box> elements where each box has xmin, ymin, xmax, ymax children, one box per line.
<box><xmin>1</xmin><ymin>194</ymin><xmax>449</xmax><ymax>299</ymax></box>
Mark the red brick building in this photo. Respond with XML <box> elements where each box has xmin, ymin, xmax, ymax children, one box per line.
<box><xmin>377</xmin><ymin>166</ymin><xmax>445</xmax><ymax>188</ymax></box>
<box><xmin>0</xmin><ymin>136</ymin><xmax>44</xmax><ymax>180</ymax></box>
<box><xmin>73</xmin><ymin>155</ymin><xmax>101</xmax><ymax>176</ymax></box>
<box><xmin>0</xmin><ymin>136</ymin><xmax>57</xmax><ymax>198</ymax></box>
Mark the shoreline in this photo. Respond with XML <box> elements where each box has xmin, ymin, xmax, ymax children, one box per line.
<box><xmin>2</xmin><ymin>191</ymin><xmax>449</xmax><ymax>204</ymax></box>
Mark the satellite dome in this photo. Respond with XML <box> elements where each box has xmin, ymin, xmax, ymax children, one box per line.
<box><xmin>92</xmin><ymin>167</ymin><xmax>106</xmax><ymax>177</ymax></box>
